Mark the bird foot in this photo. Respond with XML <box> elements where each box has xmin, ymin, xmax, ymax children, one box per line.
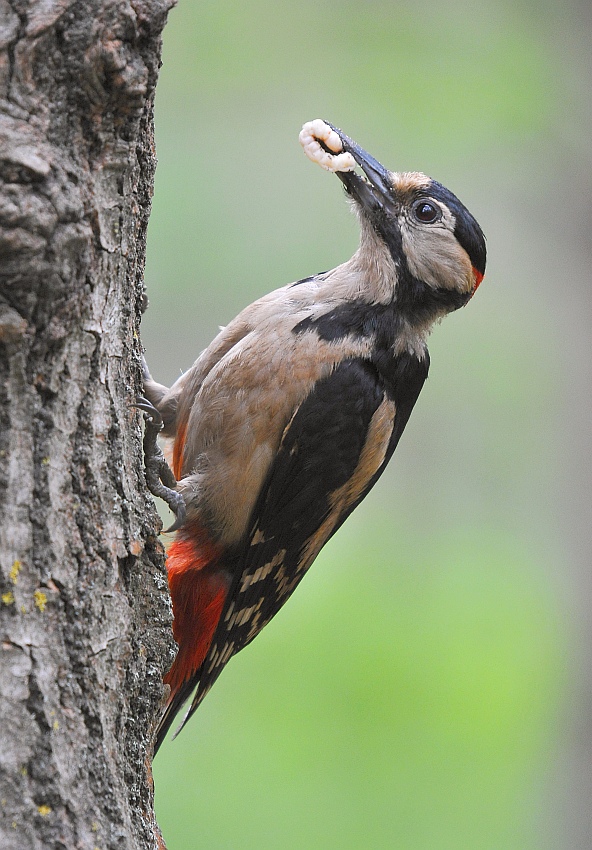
<box><xmin>133</xmin><ymin>396</ymin><xmax>186</xmax><ymax>533</ymax></box>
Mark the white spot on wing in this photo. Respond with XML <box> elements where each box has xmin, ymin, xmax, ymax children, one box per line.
<box><xmin>251</xmin><ymin>528</ymin><xmax>267</xmax><ymax>545</ymax></box>
<box><xmin>206</xmin><ymin>649</ymin><xmax>220</xmax><ymax>674</ymax></box>
<box><xmin>229</xmin><ymin>599</ymin><xmax>264</xmax><ymax>629</ymax></box>
<box><xmin>219</xmin><ymin>642</ymin><xmax>235</xmax><ymax>666</ymax></box>
<box><xmin>239</xmin><ymin>549</ymin><xmax>286</xmax><ymax>592</ymax></box>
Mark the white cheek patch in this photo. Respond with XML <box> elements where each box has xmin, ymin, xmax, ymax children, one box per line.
<box><xmin>401</xmin><ymin>222</ymin><xmax>473</xmax><ymax>294</ymax></box>
<box><xmin>299</xmin><ymin>119</ymin><xmax>356</xmax><ymax>172</ymax></box>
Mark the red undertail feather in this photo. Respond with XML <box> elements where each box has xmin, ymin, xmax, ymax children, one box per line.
<box><xmin>164</xmin><ymin>522</ymin><xmax>228</xmax><ymax>699</ymax></box>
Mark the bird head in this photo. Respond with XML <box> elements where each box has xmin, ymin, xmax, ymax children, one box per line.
<box><xmin>321</xmin><ymin>122</ymin><xmax>486</xmax><ymax>324</ymax></box>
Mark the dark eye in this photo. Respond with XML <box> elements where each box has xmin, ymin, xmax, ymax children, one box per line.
<box><xmin>412</xmin><ymin>200</ymin><xmax>441</xmax><ymax>223</ymax></box>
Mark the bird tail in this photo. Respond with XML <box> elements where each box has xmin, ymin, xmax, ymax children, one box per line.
<box><xmin>153</xmin><ymin>524</ymin><xmax>229</xmax><ymax>755</ymax></box>
<box><xmin>154</xmin><ymin>676</ymin><xmax>198</xmax><ymax>755</ymax></box>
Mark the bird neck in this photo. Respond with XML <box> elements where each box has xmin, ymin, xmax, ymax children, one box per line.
<box><xmin>347</xmin><ymin>216</ymin><xmax>470</xmax><ymax>337</ymax></box>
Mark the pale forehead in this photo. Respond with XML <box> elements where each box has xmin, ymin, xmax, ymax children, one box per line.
<box><xmin>390</xmin><ymin>171</ymin><xmax>431</xmax><ymax>196</ymax></box>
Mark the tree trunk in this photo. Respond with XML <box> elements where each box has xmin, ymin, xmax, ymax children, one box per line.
<box><xmin>0</xmin><ymin>2</ymin><xmax>175</xmax><ymax>848</ymax></box>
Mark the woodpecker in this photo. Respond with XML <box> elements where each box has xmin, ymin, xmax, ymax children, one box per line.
<box><xmin>140</xmin><ymin>120</ymin><xmax>486</xmax><ymax>753</ymax></box>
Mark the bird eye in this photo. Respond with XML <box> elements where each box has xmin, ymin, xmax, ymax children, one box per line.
<box><xmin>412</xmin><ymin>200</ymin><xmax>441</xmax><ymax>224</ymax></box>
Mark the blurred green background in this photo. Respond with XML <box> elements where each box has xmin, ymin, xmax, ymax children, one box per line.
<box><xmin>142</xmin><ymin>1</ymin><xmax>592</xmax><ymax>847</ymax></box>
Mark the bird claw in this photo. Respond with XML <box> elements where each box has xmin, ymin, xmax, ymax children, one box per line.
<box><xmin>133</xmin><ymin>395</ymin><xmax>163</xmax><ymax>425</ymax></box>
<box><xmin>132</xmin><ymin>395</ymin><xmax>186</xmax><ymax>531</ymax></box>
<box><xmin>162</xmin><ymin>501</ymin><xmax>186</xmax><ymax>534</ymax></box>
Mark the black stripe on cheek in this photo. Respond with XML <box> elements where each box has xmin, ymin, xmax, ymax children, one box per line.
<box><xmin>372</xmin><ymin>212</ymin><xmax>472</xmax><ymax>320</ymax></box>
<box><xmin>393</xmin><ymin>272</ymin><xmax>471</xmax><ymax>319</ymax></box>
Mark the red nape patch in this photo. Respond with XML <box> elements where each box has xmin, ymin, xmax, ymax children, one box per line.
<box><xmin>472</xmin><ymin>266</ymin><xmax>484</xmax><ymax>294</ymax></box>
<box><xmin>164</xmin><ymin>523</ymin><xmax>229</xmax><ymax>697</ymax></box>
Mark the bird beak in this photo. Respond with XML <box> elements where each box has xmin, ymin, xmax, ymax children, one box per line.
<box><xmin>324</xmin><ymin>121</ymin><xmax>394</xmax><ymax>215</ymax></box>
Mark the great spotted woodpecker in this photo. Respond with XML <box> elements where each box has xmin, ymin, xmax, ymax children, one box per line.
<box><xmin>139</xmin><ymin>120</ymin><xmax>486</xmax><ymax>753</ymax></box>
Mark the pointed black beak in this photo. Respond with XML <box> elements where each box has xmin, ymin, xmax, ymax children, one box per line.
<box><xmin>324</xmin><ymin>121</ymin><xmax>394</xmax><ymax>215</ymax></box>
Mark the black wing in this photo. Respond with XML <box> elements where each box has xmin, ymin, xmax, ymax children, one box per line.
<box><xmin>179</xmin><ymin>352</ymin><xmax>427</xmax><ymax>722</ymax></box>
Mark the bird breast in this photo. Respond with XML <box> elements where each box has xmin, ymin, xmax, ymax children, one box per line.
<box><xmin>175</xmin><ymin>300</ymin><xmax>374</xmax><ymax>548</ymax></box>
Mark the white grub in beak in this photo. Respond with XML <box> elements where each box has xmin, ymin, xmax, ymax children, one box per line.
<box><xmin>299</xmin><ymin>119</ymin><xmax>356</xmax><ymax>172</ymax></box>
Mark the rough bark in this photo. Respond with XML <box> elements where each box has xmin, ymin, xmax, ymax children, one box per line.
<box><xmin>0</xmin><ymin>1</ymin><xmax>175</xmax><ymax>848</ymax></box>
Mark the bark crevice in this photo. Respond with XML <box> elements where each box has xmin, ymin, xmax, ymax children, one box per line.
<box><xmin>0</xmin><ymin>1</ymin><xmax>176</xmax><ymax>847</ymax></box>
